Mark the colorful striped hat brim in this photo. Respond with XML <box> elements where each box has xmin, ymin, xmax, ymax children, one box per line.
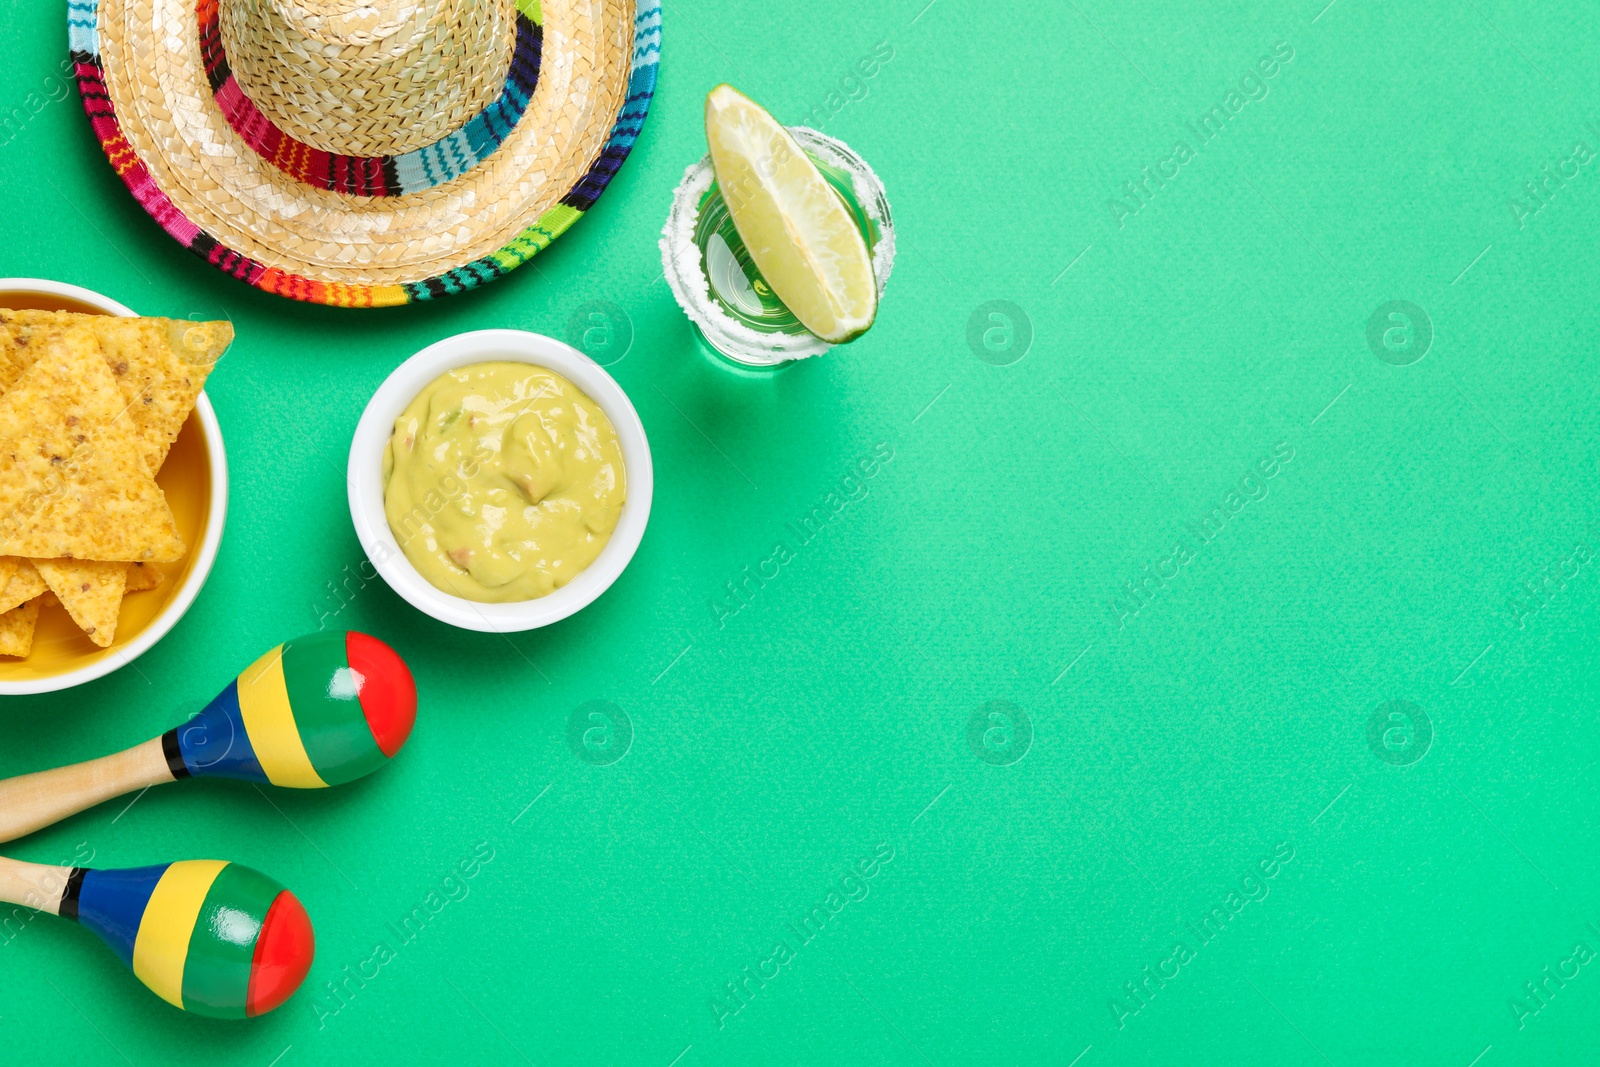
<box><xmin>69</xmin><ymin>0</ymin><xmax>659</xmax><ymax>307</ymax></box>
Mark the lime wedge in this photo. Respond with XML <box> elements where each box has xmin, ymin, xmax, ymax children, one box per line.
<box><xmin>704</xmin><ymin>84</ymin><xmax>878</xmax><ymax>344</ymax></box>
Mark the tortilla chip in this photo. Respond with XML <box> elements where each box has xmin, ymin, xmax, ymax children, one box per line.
<box><xmin>0</xmin><ymin>324</ymin><xmax>185</xmax><ymax>562</ymax></box>
<box><xmin>36</xmin><ymin>558</ymin><xmax>127</xmax><ymax>648</ymax></box>
<box><xmin>82</xmin><ymin>315</ymin><xmax>229</xmax><ymax>470</ymax></box>
<box><xmin>0</xmin><ymin>556</ymin><xmax>17</xmax><ymax>595</ymax></box>
<box><xmin>125</xmin><ymin>561</ymin><xmax>165</xmax><ymax>592</ymax></box>
<box><xmin>0</xmin><ymin>596</ymin><xmax>40</xmax><ymax>657</ymax></box>
<box><xmin>0</xmin><ymin>319</ymin><xmax>39</xmax><ymax>396</ymax></box>
<box><xmin>0</xmin><ymin>312</ymin><xmax>77</xmax><ymax>397</ymax></box>
<box><xmin>0</xmin><ymin>558</ymin><xmax>47</xmax><ymax>614</ymax></box>
<box><xmin>0</xmin><ymin>310</ymin><xmax>229</xmax><ymax>470</ymax></box>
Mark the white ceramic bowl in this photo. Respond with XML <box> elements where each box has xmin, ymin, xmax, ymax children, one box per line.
<box><xmin>0</xmin><ymin>278</ymin><xmax>229</xmax><ymax>695</ymax></box>
<box><xmin>347</xmin><ymin>329</ymin><xmax>653</xmax><ymax>632</ymax></box>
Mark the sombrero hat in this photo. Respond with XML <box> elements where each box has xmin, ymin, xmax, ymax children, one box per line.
<box><xmin>68</xmin><ymin>0</ymin><xmax>660</xmax><ymax>307</ymax></box>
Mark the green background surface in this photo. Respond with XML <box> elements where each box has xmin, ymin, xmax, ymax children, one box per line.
<box><xmin>3</xmin><ymin>0</ymin><xmax>1600</xmax><ymax>1063</ymax></box>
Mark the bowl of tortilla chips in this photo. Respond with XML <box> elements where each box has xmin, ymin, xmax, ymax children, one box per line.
<box><xmin>0</xmin><ymin>279</ymin><xmax>230</xmax><ymax>695</ymax></box>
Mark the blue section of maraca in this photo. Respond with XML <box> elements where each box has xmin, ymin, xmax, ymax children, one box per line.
<box><xmin>76</xmin><ymin>864</ymin><xmax>169</xmax><ymax>967</ymax></box>
<box><xmin>174</xmin><ymin>681</ymin><xmax>266</xmax><ymax>782</ymax></box>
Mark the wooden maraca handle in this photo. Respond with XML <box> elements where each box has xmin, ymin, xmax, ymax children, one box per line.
<box><xmin>0</xmin><ymin>855</ymin><xmax>73</xmax><ymax>912</ymax></box>
<box><xmin>0</xmin><ymin>737</ymin><xmax>176</xmax><ymax>845</ymax></box>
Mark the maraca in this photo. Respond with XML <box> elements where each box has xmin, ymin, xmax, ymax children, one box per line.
<box><xmin>0</xmin><ymin>855</ymin><xmax>314</xmax><ymax>1017</ymax></box>
<box><xmin>0</xmin><ymin>631</ymin><xmax>416</xmax><ymax>843</ymax></box>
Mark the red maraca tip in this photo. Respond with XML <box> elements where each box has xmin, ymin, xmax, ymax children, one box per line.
<box><xmin>346</xmin><ymin>631</ymin><xmax>416</xmax><ymax>759</ymax></box>
<box><xmin>247</xmin><ymin>891</ymin><xmax>315</xmax><ymax>1018</ymax></box>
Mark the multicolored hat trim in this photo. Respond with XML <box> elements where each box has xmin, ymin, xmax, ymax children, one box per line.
<box><xmin>68</xmin><ymin>0</ymin><xmax>660</xmax><ymax>306</ymax></box>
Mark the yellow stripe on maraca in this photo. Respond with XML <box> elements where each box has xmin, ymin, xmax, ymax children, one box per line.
<box><xmin>131</xmin><ymin>860</ymin><xmax>228</xmax><ymax>1009</ymax></box>
<box><xmin>236</xmin><ymin>645</ymin><xmax>327</xmax><ymax>789</ymax></box>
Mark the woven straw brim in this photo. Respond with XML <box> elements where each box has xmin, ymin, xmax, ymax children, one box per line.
<box><xmin>71</xmin><ymin>0</ymin><xmax>660</xmax><ymax>306</ymax></box>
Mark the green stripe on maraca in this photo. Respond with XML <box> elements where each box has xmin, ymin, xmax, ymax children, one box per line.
<box><xmin>179</xmin><ymin>863</ymin><xmax>284</xmax><ymax>1019</ymax></box>
<box><xmin>91</xmin><ymin>860</ymin><xmax>314</xmax><ymax>1019</ymax></box>
<box><xmin>280</xmin><ymin>632</ymin><xmax>392</xmax><ymax>787</ymax></box>
<box><xmin>227</xmin><ymin>632</ymin><xmax>409</xmax><ymax>788</ymax></box>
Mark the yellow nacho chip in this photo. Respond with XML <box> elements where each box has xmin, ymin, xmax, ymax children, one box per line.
<box><xmin>0</xmin><ymin>325</ymin><xmax>185</xmax><ymax>562</ymax></box>
<box><xmin>31</xmin><ymin>557</ymin><xmax>159</xmax><ymax>645</ymax></box>
<box><xmin>0</xmin><ymin>595</ymin><xmax>40</xmax><ymax>657</ymax></box>
<box><xmin>125</xmin><ymin>560</ymin><xmax>165</xmax><ymax>592</ymax></box>
<box><xmin>36</xmin><ymin>558</ymin><xmax>127</xmax><ymax>648</ymax></box>
<box><xmin>0</xmin><ymin>308</ymin><xmax>217</xmax><ymax>657</ymax></box>
<box><xmin>38</xmin><ymin>559</ymin><xmax>125</xmax><ymax>632</ymax></box>
<box><xmin>0</xmin><ymin>319</ymin><xmax>38</xmax><ymax>397</ymax></box>
<box><xmin>0</xmin><ymin>310</ymin><xmax>229</xmax><ymax>471</ymax></box>
<box><xmin>82</xmin><ymin>315</ymin><xmax>229</xmax><ymax>470</ymax></box>
<box><xmin>0</xmin><ymin>558</ymin><xmax>47</xmax><ymax>614</ymax></box>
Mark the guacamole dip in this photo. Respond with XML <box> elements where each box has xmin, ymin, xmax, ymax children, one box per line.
<box><xmin>383</xmin><ymin>361</ymin><xmax>626</xmax><ymax>603</ymax></box>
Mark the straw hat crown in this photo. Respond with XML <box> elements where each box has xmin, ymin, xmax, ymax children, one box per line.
<box><xmin>218</xmin><ymin>0</ymin><xmax>517</xmax><ymax>157</ymax></box>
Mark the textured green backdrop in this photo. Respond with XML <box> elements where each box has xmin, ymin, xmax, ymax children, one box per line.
<box><xmin>4</xmin><ymin>0</ymin><xmax>1600</xmax><ymax>1063</ymax></box>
